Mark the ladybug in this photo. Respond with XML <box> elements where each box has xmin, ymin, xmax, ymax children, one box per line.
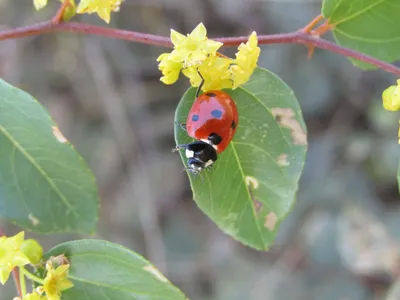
<box><xmin>176</xmin><ymin>78</ymin><xmax>239</xmax><ymax>174</ymax></box>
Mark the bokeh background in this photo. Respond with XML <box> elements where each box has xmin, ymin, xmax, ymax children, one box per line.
<box><xmin>1</xmin><ymin>0</ymin><xmax>400</xmax><ymax>299</ymax></box>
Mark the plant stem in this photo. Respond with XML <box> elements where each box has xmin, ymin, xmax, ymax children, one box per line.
<box><xmin>19</xmin><ymin>267</ymin><xmax>27</xmax><ymax>298</ymax></box>
<box><xmin>0</xmin><ymin>19</ymin><xmax>399</xmax><ymax>76</ymax></box>
<box><xmin>300</xmin><ymin>14</ymin><xmax>324</xmax><ymax>33</ymax></box>
<box><xmin>52</xmin><ymin>0</ymin><xmax>70</xmax><ymax>24</ymax></box>
<box><xmin>20</xmin><ymin>267</ymin><xmax>45</xmax><ymax>285</ymax></box>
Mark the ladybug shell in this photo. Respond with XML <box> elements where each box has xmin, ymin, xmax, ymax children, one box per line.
<box><xmin>186</xmin><ymin>90</ymin><xmax>238</xmax><ymax>153</ymax></box>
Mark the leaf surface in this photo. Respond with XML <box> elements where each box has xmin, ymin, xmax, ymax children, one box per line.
<box><xmin>322</xmin><ymin>0</ymin><xmax>400</xmax><ymax>68</ymax></box>
<box><xmin>44</xmin><ymin>240</ymin><xmax>186</xmax><ymax>300</ymax></box>
<box><xmin>174</xmin><ymin>68</ymin><xmax>307</xmax><ymax>250</ymax></box>
<box><xmin>0</xmin><ymin>79</ymin><xmax>99</xmax><ymax>233</ymax></box>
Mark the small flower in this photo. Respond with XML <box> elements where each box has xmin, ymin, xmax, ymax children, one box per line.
<box><xmin>33</xmin><ymin>0</ymin><xmax>48</xmax><ymax>10</ymax></box>
<box><xmin>168</xmin><ymin>23</ymin><xmax>223</xmax><ymax>67</ymax></box>
<box><xmin>77</xmin><ymin>0</ymin><xmax>123</xmax><ymax>23</ymax></box>
<box><xmin>157</xmin><ymin>53</ymin><xmax>183</xmax><ymax>85</ymax></box>
<box><xmin>42</xmin><ymin>261</ymin><xmax>74</xmax><ymax>300</ymax></box>
<box><xmin>0</xmin><ymin>232</ymin><xmax>30</xmax><ymax>284</ymax></box>
<box><xmin>382</xmin><ymin>79</ymin><xmax>400</xmax><ymax>111</ymax></box>
<box><xmin>231</xmin><ymin>31</ymin><xmax>260</xmax><ymax>88</ymax></box>
<box><xmin>183</xmin><ymin>55</ymin><xmax>233</xmax><ymax>91</ymax></box>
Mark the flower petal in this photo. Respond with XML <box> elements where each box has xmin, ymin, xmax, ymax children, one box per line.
<box><xmin>170</xmin><ymin>29</ymin><xmax>186</xmax><ymax>46</ymax></box>
<box><xmin>34</xmin><ymin>0</ymin><xmax>48</xmax><ymax>10</ymax></box>
<box><xmin>203</xmin><ymin>39</ymin><xmax>223</xmax><ymax>53</ymax></box>
<box><xmin>189</xmin><ymin>23</ymin><xmax>207</xmax><ymax>41</ymax></box>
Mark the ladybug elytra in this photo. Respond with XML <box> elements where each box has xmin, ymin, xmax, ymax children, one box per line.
<box><xmin>176</xmin><ymin>74</ymin><xmax>239</xmax><ymax>174</ymax></box>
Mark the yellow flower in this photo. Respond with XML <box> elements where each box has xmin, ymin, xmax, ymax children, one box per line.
<box><xmin>77</xmin><ymin>0</ymin><xmax>123</xmax><ymax>23</ymax></box>
<box><xmin>183</xmin><ymin>55</ymin><xmax>233</xmax><ymax>91</ymax></box>
<box><xmin>0</xmin><ymin>232</ymin><xmax>30</xmax><ymax>284</ymax></box>
<box><xmin>168</xmin><ymin>23</ymin><xmax>223</xmax><ymax>67</ymax></box>
<box><xmin>33</xmin><ymin>0</ymin><xmax>48</xmax><ymax>10</ymax></box>
<box><xmin>42</xmin><ymin>261</ymin><xmax>74</xmax><ymax>300</ymax></box>
<box><xmin>24</xmin><ymin>292</ymin><xmax>47</xmax><ymax>300</ymax></box>
<box><xmin>157</xmin><ymin>25</ymin><xmax>260</xmax><ymax>91</ymax></box>
<box><xmin>157</xmin><ymin>53</ymin><xmax>183</xmax><ymax>85</ymax></box>
<box><xmin>231</xmin><ymin>31</ymin><xmax>260</xmax><ymax>88</ymax></box>
<box><xmin>382</xmin><ymin>79</ymin><xmax>400</xmax><ymax>111</ymax></box>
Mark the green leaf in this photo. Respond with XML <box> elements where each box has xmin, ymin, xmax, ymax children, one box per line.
<box><xmin>0</xmin><ymin>78</ymin><xmax>99</xmax><ymax>233</ymax></box>
<box><xmin>44</xmin><ymin>240</ymin><xmax>187</xmax><ymax>300</ymax></box>
<box><xmin>174</xmin><ymin>68</ymin><xmax>307</xmax><ymax>250</ymax></box>
<box><xmin>322</xmin><ymin>0</ymin><xmax>400</xmax><ymax>69</ymax></box>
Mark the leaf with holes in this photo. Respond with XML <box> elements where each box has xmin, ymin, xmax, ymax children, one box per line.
<box><xmin>0</xmin><ymin>78</ymin><xmax>99</xmax><ymax>233</ymax></box>
<box><xmin>174</xmin><ymin>67</ymin><xmax>307</xmax><ymax>250</ymax></box>
<box><xmin>322</xmin><ymin>0</ymin><xmax>400</xmax><ymax>69</ymax></box>
<box><xmin>42</xmin><ymin>240</ymin><xmax>186</xmax><ymax>300</ymax></box>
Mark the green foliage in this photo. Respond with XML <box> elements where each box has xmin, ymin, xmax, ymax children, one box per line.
<box><xmin>0</xmin><ymin>79</ymin><xmax>99</xmax><ymax>233</ymax></box>
<box><xmin>174</xmin><ymin>67</ymin><xmax>307</xmax><ymax>250</ymax></box>
<box><xmin>322</xmin><ymin>0</ymin><xmax>400</xmax><ymax>69</ymax></box>
<box><xmin>44</xmin><ymin>240</ymin><xmax>186</xmax><ymax>300</ymax></box>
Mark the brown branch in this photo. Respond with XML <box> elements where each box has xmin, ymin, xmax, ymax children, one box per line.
<box><xmin>0</xmin><ymin>20</ymin><xmax>399</xmax><ymax>76</ymax></box>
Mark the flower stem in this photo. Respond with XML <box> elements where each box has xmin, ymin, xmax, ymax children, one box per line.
<box><xmin>20</xmin><ymin>267</ymin><xmax>45</xmax><ymax>285</ymax></box>
<box><xmin>52</xmin><ymin>0</ymin><xmax>70</xmax><ymax>25</ymax></box>
<box><xmin>19</xmin><ymin>267</ymin><xmax>27</xmax><ymax>298</ymax></box>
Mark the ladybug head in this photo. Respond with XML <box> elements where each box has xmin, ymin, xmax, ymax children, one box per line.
<box><xmin>184</xmin><ymin>141</ymin><xmax>217</xmax><ymax>174</ymax></box>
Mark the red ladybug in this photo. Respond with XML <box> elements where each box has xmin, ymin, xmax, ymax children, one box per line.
<box><xmin>176</xmin><ymin>82</ymin><xmax>239</xmax><ymax>174</ymax></box>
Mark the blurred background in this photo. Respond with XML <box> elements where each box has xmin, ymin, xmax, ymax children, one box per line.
<box><xmin>1</xmin><ymin>0</ymin><xmax>400</xmax><ymax>299</ymax></box>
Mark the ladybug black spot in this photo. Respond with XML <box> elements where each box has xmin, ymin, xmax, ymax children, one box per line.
<box><xmin>231</xmin><ymin>120</ymin><xmax>236</xmax><ymax>129</ymax></box>
<box><xmin>211</xmin><ymin>109</ymin><xmax>223</xmax><ymax>119</ymax></box>
<box><xmin>208</xmin><ymin>133</ymin><xmax>222</xmax><ymax>145</ymax></box>
<box><xmin>206</xmin><ymin>92</ymin><xmax>217</xmax><ymax>97</ymax></box>
<box><xmin>192</xmin><ymin>114</ymin><xmax>199</xmax><ymax>122</ymax></box>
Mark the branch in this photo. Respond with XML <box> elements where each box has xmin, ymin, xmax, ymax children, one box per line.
<box><xmin>0</xmin><ymin>20</ymin><xmax>399</xmax><ymax>76</ymax></box>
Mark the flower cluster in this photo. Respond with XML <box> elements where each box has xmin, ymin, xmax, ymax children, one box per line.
<box><xmin>382</xmin><ymin>79</ymin><xmax>400</xmax><ymax>143</ymax></box>
<box><xmin>0</xmin><ymin>232</ymin><xmax>31</xmax><ymax>284</ymax></box>
<box><xmin>33</xmin><ymin>0</ymin><xmax>123</xmax><ymax>23</ymax></box>
<box><xmin>157</xmin><ymin>23</ymin><xmax>260</xmax><ymax>91</ymax></box>
<box><xmin>1</xmin><ymin>232</ymin><xmax>73</xmax><ymax>300</ymax></box>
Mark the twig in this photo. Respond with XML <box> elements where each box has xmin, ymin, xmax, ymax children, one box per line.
<box><xmin>52</xmin><ymin>0</ymin><xmax>70</xmax><ymax>24</ymax></box>
<box><xmin>0</xmin><ymin>20</ymin><xmax>399</xmax><ymax>76</ymax></box>
<box><xmin>300</xmin><ymin>14</ymin><xmax>324</xmax><ymax>34</ymax></box>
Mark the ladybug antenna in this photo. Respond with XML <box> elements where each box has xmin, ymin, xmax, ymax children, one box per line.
<box><xmin>196</xmin><ymin>68</ymin><xmax>205</xmax><ymax>98</ymax></box>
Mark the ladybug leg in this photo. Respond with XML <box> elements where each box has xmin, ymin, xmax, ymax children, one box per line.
<box><xmin>172</xmin><ymin>144</ymin><xmax>187</xmax><ymax>152</ymax></box>
<box><xmin>195</xmin><ymin>69</ymin><xmax>205</xmax><ymax>98</ymax></box>
<box><xmin>174</xmin><ymin>121</ymin><xmax>187</xmax><ymax>131</ymax></box>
